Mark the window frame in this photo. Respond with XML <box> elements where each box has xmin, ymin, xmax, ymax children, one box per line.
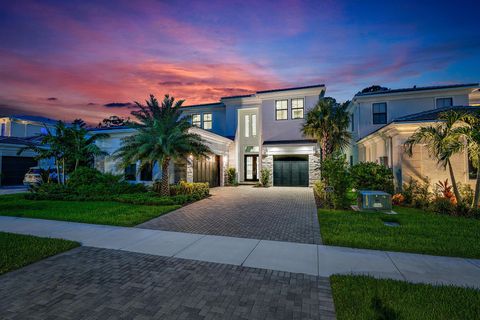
<box><xmin>436</xmin><ymin>97</ymin><xmax>453</xmax><ymax>108</ymax></box>
<box><xmin>244</xmin><ymin>114</ymin><xmax>250</xmax><ymax>138</ymax></box>
<box><xmin>275</xmin><ymin>99</ymin><xmax>288</xmax><ymax>121</ymax></box>
<box><xmin>124</xmin><ymin>163</ymin><xmax>136</xmax><ymax>181</ymax></box>
<box><xmin>191</xmin><ymin>114</ymin><xmax>201</xmax><ymax>127</ymax></box>
<box><xmin>291</xmin><ymin>98</ymin><xmax>304</xmax><ymax>119</ymax></box>
<box><xmin>251</xmin><ymin>114</ymin><xmax>257</xmax><ymax>136</ymax></box>
<box><xmin>372</xmin><ymin>102</ymin><xmax>387</xmax><ymax>125</ymax></box>
<box><xmin>350</xmin><ymin>113</ymin><xmax>355</xmax><ymax>131</ymax></box>
<box><xmin>202</xmin><ymin>113</ymin><xmax>212</xmax><ymax>130</ymax></box>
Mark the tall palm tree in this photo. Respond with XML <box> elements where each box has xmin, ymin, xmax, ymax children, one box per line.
<box><xmin>302</xmin><ymin>97</ymin><xmax>352</xmax><ymax>160</ymax></box>
<box><xmin>115</xmin><ymin>94</ymin><xmax>210</xmax><ymax>196</ymax></box>
<box><xmin>404</xmin><ymin>110</ymin><xmax>465</xmax><ymax>202</ymax></box>
<box><xmin>68</xmin><ymin>119</ymin><xmax>109</xmax><ymax>170</ymax></box>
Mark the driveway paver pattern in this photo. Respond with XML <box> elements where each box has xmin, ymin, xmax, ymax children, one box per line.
<box><xmin>0</xmin><ymin>247</ymin><xmax>336</xmax><ymax>320</ymax></box>
<box><xmin>138</xmin><ymin>186</ymin><xmax>322</xmax><ymax>244</ymax></box>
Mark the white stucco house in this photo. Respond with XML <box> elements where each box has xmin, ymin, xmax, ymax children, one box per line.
<box><xmin>92</xmin><ymin>84</ymin><xmax>325</xmax><ymax>187</ymax></box>
<box><xmin>346</xmin><ymin>83</ymin><xmax>480</xmax><ymax>190</ymax></box>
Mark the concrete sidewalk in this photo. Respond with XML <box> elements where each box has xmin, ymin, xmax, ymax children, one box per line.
<box><xmin>1</xmin><ymin>216</ymin><xmax>480</xmax><ymax>288</ymax></box>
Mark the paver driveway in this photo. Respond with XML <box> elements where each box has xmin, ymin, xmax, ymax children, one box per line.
<box><xmin>0</xmin><ymin>247</ymin><xmax>336</xmax><ymax>320</ymax></box>
<box><xmin>138</xmin><ymin>186</ymin><xmax>322</xmax><ymax>244</ymax></box>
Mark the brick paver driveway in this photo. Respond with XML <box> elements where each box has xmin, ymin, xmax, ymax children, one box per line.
<box><xmin>138</xmin><ymin>186</ymin><xmax>321</xmax><ymax>244</ymax></box>
<box><xmin>0</xmin><ymin>247</ymin><xmax>336</xmax><ymax>320</ymax></box>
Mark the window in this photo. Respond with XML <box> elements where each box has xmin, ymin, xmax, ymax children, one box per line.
<box><xmin>192</xmin><ymin>114</ymin><xmax>201</xmax><ymax>127</ymax></box>
<box><xmin>245</xmin><ymin>146</ymin><xmax>259</xmax><ymax>153</ymax></box>
<box><xmin>372</xmin><ymin>102</ymin><xmax>387</xmax><ymax>124</ymax></box>
<box><xmin>379</xmin><ymin>156</ymin><xmax>389</xmax><ymax>167</ymax></box>
<box><xmin>251</xmin><ymin>114</ymin><xmax>257</xmax><ymax>136</ymax></box>
<box><xmin>275</xmin><ymin>100</ymin><xmax>288</xmax><ymax>120</ymax></box>
<box><xmin>244</xmin><ymin>114</ymin><xmax>250</xmax><ymax>137</ymax></box>
<box><xmin>0</xmin><ymin>123</ymin><xmax>5</xmax><ymax>136</ymax></box>
<box><xmin>350</xmin><ymin>114</ymin><xmax>354</xmax><ymax>131</ymax></box>
<box><xmin>350</xmin><ymin>156</ymin><xmax>353</xmax><ymax>167</ymax></box>
<box><xmin>291</xmin><ymin>98</ymin><xmax>304</xmax><ymax>119</ymax></box>
<box><xmin>40</xmin><ymin>127</ymin><xmax>48</xmax><ymax>135</ymax></box>
<box><xmin>203</xmin><ymin>113</ymin><xmax>212</xmax><ymax>130</ymax></box>
<box><xmin>436</xmin><ymin>97</ymin><xmax>453</xmax><ymax>108</ymax></box>
<box><xmin>140</xmin><ymin>163</ymin><xmax>153</xmax><ymax>181</ymax></box>
<box><xmin>124</xmin><ymin>163</ymin><xmax>136</xmax><ymax>181</ymax></box>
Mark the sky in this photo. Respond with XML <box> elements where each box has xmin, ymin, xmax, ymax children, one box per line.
<box><xmin>0</xmin><ymin>0</ymin><xmax>479</xmax><ymax>124</ymax></box>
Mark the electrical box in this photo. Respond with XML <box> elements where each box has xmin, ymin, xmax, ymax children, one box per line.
<box><xmin>357</xmin><ymin>190</ymin><xmax>392</xmax><ymax>211</ymax></box>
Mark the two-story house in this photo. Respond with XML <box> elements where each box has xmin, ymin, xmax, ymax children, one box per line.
<box><xmin>0</xmin><ymin>115</ymin><xmax>57</xmax><ymax>185</ymax></box>
<box><xmin>346</xmin><ymin>83</ymin><xmax>480</xmax><ymax>190</ymax></box>
<box><xmin>93</xmin><ymin>84</ymin><xmax>325</xmax><ymax>187</ymax></box>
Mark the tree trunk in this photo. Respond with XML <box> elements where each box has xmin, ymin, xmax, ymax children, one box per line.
<box><xmin>160</xmin><ymin>158</ymin><xmax>170</xmax><ymax>196</ymax></box>
<box><xmin>62</xmin><ymin>158</ymin><xmax>66</xmax><ymax>185</ymax></box>
<box><xmin>75</xmin><ymin>159</ymin><xmax>79</xmax><ymax>171</ymax></box>
<box><xmin>56</xmin><ymin>159</ymin><xmax>61</xmax><ymax>185</ymax></box>
<box><xmin>473</xmin><ymin>167</ymin><xmax>480</xmax><ymax>208</ymax></box>
<box><xmin>447</xmin><ymin>160</ymin><xmax>462</xmax><ymax>203</ymax></box>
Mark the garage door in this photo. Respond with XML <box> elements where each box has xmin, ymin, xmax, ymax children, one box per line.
<box><xmin>1</xmin><ymin>156</ymin><xmax>38</xmax><ymax>186</ymax></box>
<box><xmin>193</xmin><ymin>155</ymin><xmax>220</xmax><ymax>187</ymax></box>
<box><xmin>273</xmin><ymin>156</ymin><xmax>309</xmax><ymax>187</ymax></box>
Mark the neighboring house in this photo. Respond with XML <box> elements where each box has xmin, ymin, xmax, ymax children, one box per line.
<box><xmin>0</xmin><ymin>115</ymin><xmax>58</xmax><ymax>186</ymax></box>
<box><xmin>347</xmin><ymin>83</ymin><xmax>480</xmax><ymax>190</ymax></box>
<box><xmin>93</xmin><ymin>84</ymin><xmax>325</xmax><ymax>187</ymax></box>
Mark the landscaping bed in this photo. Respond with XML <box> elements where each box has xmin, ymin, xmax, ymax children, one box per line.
<box><xmin>318</xmin><ymin>206</ymin><xmax>480</xmax><ymax>258</ymax></box>
<box><xmin>0</xmin><ymin>232</ymin><xmax>79</xmax><ymax>275</ymax></box>
<box><xmin>331</xmin><ymin>275</ymin><xmax>480</xmax><ymax>320</ymax></box>
<box><xmin>0</xmin><ymin>194</ymin><xmax>181</xmax><ymax>226</ymax></box>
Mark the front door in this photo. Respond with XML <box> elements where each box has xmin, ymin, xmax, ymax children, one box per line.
<box><xmin>244</xmin><ymin>155</ymin><xmax>258</xmax><ymax>181</ymax></box>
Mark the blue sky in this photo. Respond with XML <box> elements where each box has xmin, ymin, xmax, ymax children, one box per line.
<box><xmin>0</xmin><ymin>0</ymin><xmax>479</xmax><ymax>123</ymax></box>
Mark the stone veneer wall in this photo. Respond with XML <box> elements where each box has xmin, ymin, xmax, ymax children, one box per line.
<box><xmin>261</xmin><ymin>154</ymin><xmax>274</xmax><ymax>185</ymax></box>
<box><xmin>308</xmin><ymin>153</ymin><xmax>320</xmax><ymax>186</ymax></box>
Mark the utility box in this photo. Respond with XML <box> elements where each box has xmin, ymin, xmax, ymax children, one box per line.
<box><xmin>357</xmin><ymin>190</ymin><xmax>392</xmax><ymax>211</ymax></box>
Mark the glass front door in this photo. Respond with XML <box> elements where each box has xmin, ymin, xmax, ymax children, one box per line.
<box><xmin>244</xmin><ymin>155</ymin><xmax>258</xmax><ymax>181</ymax></box>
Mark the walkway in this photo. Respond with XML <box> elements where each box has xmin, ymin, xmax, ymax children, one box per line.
<box><xmin>1</xmin><ymin>216</ymin><xmax>480</xmax><ymax>288</ymax></box>
<box><xmin>138</xmin><ymin>186</ymin><xmax>322</xmax><ymax>244</ymax></box>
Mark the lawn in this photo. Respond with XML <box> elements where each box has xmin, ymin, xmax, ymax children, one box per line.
<box><xmin>0</xmin><ymin>232</ymin><xmax>79</xmax><ymax>275</ymax></box>
<box><xmin>331</xmin><ymin>275</ymin><xmax>480</xmax><ymax>320</ymax></box>
<box><xmin>318</xmin><ymin>206</ymin><xmax>480</xmax><ymax>258</ymax></box>
<box><xmin>0</xmin><ymin>194</ymin><xmax>181</xmax><ymax>226</ymax></box>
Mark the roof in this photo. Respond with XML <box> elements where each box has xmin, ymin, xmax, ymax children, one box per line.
<box><xmin>0</xmin><ymin>135</ymin><xmax>43</xmax><ymax>146</ymax></box>
<box><xmin>6</xmin><ymin>115</ymin><xmax>59</xmax><ymax>125</ymax></box>
<box><xmin>221</xmin><ymin>84</ymin><xmax>325</xmax><ymax>100</ymax></box>
<box><xmin>263</xmin><ymin>139</ymin><xmax>317</xmax><ymax>145</ymax></box>
<box><xmin>89</xmin><ymin>125</ymin><xmax>133</xmax><ymax>131</ymax></box>
<box><xmin>393</xmin><ymin>106</ymin><xmax>480</xmax><ymax>122</ymax></box>
<box><xmin>355</xmin><ymin>83</ymin><xmax>479</xmax><ymax>97</ymax></box>
<box><xmin>181</xmin><ymin>102</ymin><xmax>225</xmax><ymax>108</ymax></box>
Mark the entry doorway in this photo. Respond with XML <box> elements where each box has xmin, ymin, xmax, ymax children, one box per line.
<box><xmin>244</xmin><ymin>155</ymin><xmax>258</xmax><ymax>181</ymax></box>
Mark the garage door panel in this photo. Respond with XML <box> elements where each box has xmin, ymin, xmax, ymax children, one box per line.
<box><xmin>193</xmin><ymin>155</ymin><xmax>220</xmax><ymax>187</ymax></box>
<box><xmin>273</xmin><ymin>157</ymin><xmax>308</xmax><ymax>187</ymax></box>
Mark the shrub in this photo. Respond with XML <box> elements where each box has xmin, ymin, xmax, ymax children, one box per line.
<box><xmin>350</xmin><ymin>162</ymin><xmax>394</xmax><ymax>194</ymax></box>
<box><xmin>260</xmin><ymin>168</ymin><xmax>271</xmax><ymax>187</ymax></box>
<box><xmin>169</xmin><ymin>181</ymin><xmax>209</xmax><ymax>200</ymax></box>
<box><xmin>392</xmin><ymin>193</ymin><xmax>405</xmax><ymax>205</ymax></box>
<box><xmin>458</xmin><ymin>183</ymin><xmax>474</xmax><ymax>205</ymax></box>
<box><xmin>429</xmin><ymin>197</ymin><xmax>456</xmax><ymax>215</ymax></box>
<box><xmin>402</xmin><ymin>177</ymin><xmax>432</xmax><ymax>209</ymax></box>
<box><xmin>226</xmin><ymin>167</ymin><xmax>237</xmax><ymax>186</ymax></box>
<box><xmin>321</xmin><ymin>154</ymin><xmax>351</xmax><ymax>209</ymax></box>
<box><xmin>313</xmin><ymin>180</ymin><xmax>333</xmax><ymax>208</ymax></box>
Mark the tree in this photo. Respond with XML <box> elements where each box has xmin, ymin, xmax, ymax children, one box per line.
<box><xmin>360</xmin><ymin>85</ymin><xmax>389</xmax><ymax>94</ymax></box>
<box><xmin>404</xmin><ymin>111</ymin><xmax>465</xmax><ymax>203</ymax></box>
<box><xmin>67</xmin><ymin>119</ymin><xmax>109</xmax><ymax>170</ymax></box>
<box><xmin>97</xmin><ymin>115</ymin><xmax>131</xmax><ymax>128</ymax></box>
<box><xmin>114</xmin><ymin>94</ymin><xmax>210</xmax><ymax>196</ymax></box>
<box><xmin>302</xmin><ymin>97</ymin><xmax>352</xmax><ymax>160</ymax></box>
<box><xmin>456</xmin><ymin>112</ymin><xmax>480</xmax><ymax>207</ymax></box>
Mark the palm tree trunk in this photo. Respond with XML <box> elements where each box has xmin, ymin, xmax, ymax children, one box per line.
<box><xmin>161</xmin><ymin>158</ymin><xmax>170</xmax><ymax>196</ymax></box>
<box><xmin>447</xmin><ymin>160</ymin><xmax>462</xmax><ymax>203</ymax></box>
<box><xmin>55</xmin><ymin>159</ymin><xmax>61</xmax><ymax>185</ymax></box>
<box><xmin>473</xmin><ymin>167</ymin><xmax>480</xmax><ymax>208</ymax></box>
<box><xmin>75</xmin><ymin>159</ymin><xmax>79</xmax><ymax>171</ymax></box>
<box><xmin>62</xmin><ymin>158</ymin><xmax>66</xmax><ymax>185</ymax></box>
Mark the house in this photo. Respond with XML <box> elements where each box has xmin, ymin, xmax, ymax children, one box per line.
<box><xmin>346</xmin><ymin>83</ymin><xmax>480</xmax><ymax>190</ymax></box>
<box><xmin>93</xmin><ymin>84</ymin><xmax>325</xmax><ymax>187</ymax></box>
<box><xmin>0</xmin><ymin>115</ymin><xmax>57</xmax><ymax>186</ymax></box>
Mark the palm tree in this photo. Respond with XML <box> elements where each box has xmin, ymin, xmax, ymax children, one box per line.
<box><xmin>68</xmin><ymin>119</ymin><xmax>109</xmax><ymax>170</ymax></box>
<box><xmin>115</xmin><ymin>94</ymin><xmax>210</xmax><ymax>196</ymax></box>
<box><xmin>404</xmin><ymin>110</ymin><xmax>465</xmax><ymax>203</ymax></box>
<box><xmin>302</xmin><ymin>97</ymin><xmax>352</xmax><ymax>160</ymax></box>
<box><xmin>456</xmin><ymin>112</ymin><xmax>480</xmax><ymax>207</ymax></box>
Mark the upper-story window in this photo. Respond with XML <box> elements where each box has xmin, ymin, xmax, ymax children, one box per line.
<box><xmin>244</xmin><ymin>114</ymin><xmax>250</xmax><ymax>138</ymax></box>
<box><xmin>192</xmin><ymin>114</ymin><xmax>201</xmax><ymax>127</ymax></box>
<box><xmin>291</xmin><ymin>98</ymin><xmax>304</xmax><ymax>119</ymax></box>
<box><xmin>372</xmin><ymin>102</ymin><xmax>387</xmax><ymax>124</ymax></box>
<box><xmin>203</xmin><ymin>113</ymin><xmax>212</xmax><ymax>130</ymax></box>
<box><xmin>350</xmin><ymin>114</ymin><xmax>354</xmax><ymax>131</ymax></box>
<box><xmin>251</xmin><ymin>114</ymin><xmax>257</xmax><ymax>136</ymax></box>
<box><xmin>436</xmin><ymin>97</ymin><xmax>453</xmax><ymax>108</ymax></box>
<box><xmin>275</xmin><ymin>100</ymin><xmax>288</xmax><ymax>120</ymax></box>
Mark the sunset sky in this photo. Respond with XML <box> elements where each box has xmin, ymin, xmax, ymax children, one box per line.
<box><xmin>1</xmin><ymin>0</ymin><xmax>479</xmax><ymax>124</ymax></box>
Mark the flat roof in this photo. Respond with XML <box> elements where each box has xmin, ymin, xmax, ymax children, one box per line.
<box><xmin>355</xmin><ymin>83</ymin><xmax>479</xmax><ymax>97</ymax></box>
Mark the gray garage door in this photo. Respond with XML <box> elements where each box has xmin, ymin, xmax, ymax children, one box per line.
<box><xmin>193</xmin><ymin>155</ymin><xmax>220</xmax><ymax>187</ymax></box>
<box><xmin>273</xmin><ymin>156</ymin><xmax>308</xmax><ymax>187</ymax></box>
<box><xmin>1</xmin><ymin>156</ymin><xmax>37</xmax><ymax>186</ymax></box>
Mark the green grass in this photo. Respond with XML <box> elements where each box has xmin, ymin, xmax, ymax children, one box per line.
<box><xmin>0</xmin><ymin>194</ymin><xmax>181</xmax><ymax>227</ymax></box>
<box><xmin>331</xmin><ymin>275</ymin><xmax>480</xmax><ymax>320</ymax></box>
<box><xmin>318</xmin><ymin>206</ymin><xmax>480</xmax><ymax>258</ymax></box>
<box><xmin>0</xmin><ymin>231</ymin><xmax>79</xmax><ymax>275</ymax></box>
